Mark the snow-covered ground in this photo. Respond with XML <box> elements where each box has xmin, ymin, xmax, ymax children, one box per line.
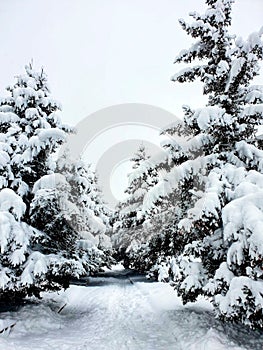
<box><xmin>0</xmin><ymin>265</ymin><xmax>262</xmax><ymax>350</ymax></box>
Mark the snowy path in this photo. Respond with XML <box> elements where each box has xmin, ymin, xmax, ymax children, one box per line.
<box><xmin>0</xmin><ymin>265</ymin><xmax>262</xmax><ymax>350</ymax></box>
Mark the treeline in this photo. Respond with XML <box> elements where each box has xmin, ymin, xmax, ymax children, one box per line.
<box><xmin>112</xmin><ymin>0</ymin><xmax>263</xmax><ymax>329</ymax></box>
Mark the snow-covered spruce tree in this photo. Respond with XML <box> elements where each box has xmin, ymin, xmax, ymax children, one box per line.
<box><xmin>30</xmin><ymin>171</ymin><xmax>112</xmax><ymax>279</ymax></box>
<box><xmin>0</xmin><ymin>64</ymin><xmax>87</xmax><ymax>302</ymax></box>
<box><xmin>0</xmin><ymin>63</ymin><xmax>70</xmax><ymax>209</ymax></box>
<box><xmin>112</xmin><ymin>144</ymin><xmax>159</xmax><ymax>266</ymax></box>
<box><xmin>115</xmin><ymin>144</ymin><xmax>151</xmax><ymax>230</ymax></box>
<box><xmin>138</xmin><ymin>0</ymin><xmax>263</xmax><ymax>328</ymax></box>
<box><xmin>121</xmin><ymin>115</ymin><xmax>206</xmax><ymax>277</ymax></box>
<box><xmin>55</xmin><ymin>153</ymin><xmax>114</xmax><ymax>269</ymax></box>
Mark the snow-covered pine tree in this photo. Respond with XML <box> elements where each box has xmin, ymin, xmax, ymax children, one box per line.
<box><xmin>56</xmin><ymin>155</ymin><xmax>103</xmax><ymax>236</ymax></box>
<box><xmin>138</xmin><ymin>0</ymin><xmax>263</xmax><ymax>328</ymax></box>
<box><xmin>112</xmin><ymin>144</ymin><xmax>160</xmax><ymax>265</ymax></box>
<box><xmin>55</xmin><ymin>153</ymin><xmax>114</xmax><ymax>268</ymax></box>
<box><xmin>0</xmin><ymin>64</ymin><xmax>85</xmax><ymax>302</ymax></box>
<box><xmin>30</xmin><ymin>170</ymin><xmax>111</xmax><ymax>278</ymax></box>
<box><xmin>88</xmin><ymin>169</ymin><xmax>113</xmax><ymax>248</ymax></box>
<box><xmin>0</xmin><ymin>63</ymin><xmax>70</xmax><ymax>209</ymax></box>
<box><xmin>120</xmin><ymin>111</ymin><xmax>207</xmax><ymax>276</ymax></box>
<box><xmin>116</xmin><ymin>144</ymin><xmax>151</xmax><ymax>229</ymax></box>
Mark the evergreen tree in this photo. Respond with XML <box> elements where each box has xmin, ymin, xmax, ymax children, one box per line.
<box><xmin>0</xmin><ymin>63</ymin><xmax>70</xmax><ymax>211</ymax></box>
<box><xmin>0</xmin><ymin>64</ymin><xmax>98</xmax><ymax>302</ymax></box>
<box><xmin>30</xmin><ymin>170</ymin><xmax>113</xmax><ymax>277</ymax></box>
<box><xmin>116</xmin><ymin>144</ymin><xmax>151</xmax><ymax>230</ymax></box>
<box><xmin>171</xmin><ymin>0</ymin><xmax>263</xmax><ymax>329</ymax></box>
<box><xmin>55</xmin><ymin>153</ymin><xmax>114</xmax><ymax>268</ymax></box>
<box><xmin>119</xmin><ymin>113</ymin><xmax>205</xmax><ymax>274</ymax></box>
<box><xmin>112</xmin><ymin>144</ymin><xmax>159</xmax><ymax>264</ymax></box>
<box><xmin>133</xmin><ymin>0</ymin><xmax>263</xmax><ymax>328</ymax></box>
<box><xmin>56</xmin><ymin>154</ymin><xmax>107</xmax><ymax>237</ymax></box>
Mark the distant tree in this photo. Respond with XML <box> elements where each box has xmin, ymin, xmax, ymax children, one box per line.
<box><xmin>116</xmin><ymin>144</ymin><xmax>151</xmax><ymax>229</ymax></box>
<box><xmin>112</xmin><ymin>144</ymin><xmax>159</xmax><ymax>265</ymax></box>
<box><xmin>55</xmin><ymin>153</ymin><xmax>114</xmax><ymax>268</ymax></box>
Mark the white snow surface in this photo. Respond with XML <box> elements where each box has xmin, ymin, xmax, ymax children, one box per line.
<box><xmin>0</xmin><ymin>265</ymin><xmax>262</xmax><ymax>350</ymax></box>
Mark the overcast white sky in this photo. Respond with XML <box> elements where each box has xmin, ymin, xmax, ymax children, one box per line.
<box><xmin>1</xmin><ymin>0</ymin><xmax>262</xmax><ymax>124</ymax></box>
<box><xmin>1</xmin><ymin>0</ymin><xmax>262</xmax><ymax>203</ymax></box>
